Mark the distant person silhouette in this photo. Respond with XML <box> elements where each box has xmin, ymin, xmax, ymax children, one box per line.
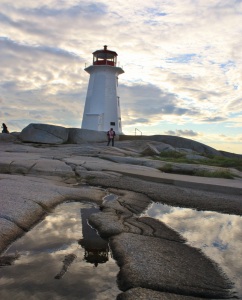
<box><xmin>107</xmin><ymin>128</ymin><xmax>115</xmax><ymax>146</ymax></box>
<box><xmin>2</xmin><ymin>123</ymin><xmax>9</xmax><ymax>134</ymax></box>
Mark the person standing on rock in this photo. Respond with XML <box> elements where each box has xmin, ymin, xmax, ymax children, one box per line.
<box><xmin>2</xmin><ymin>123</ymin><xmax>9</xmax><ymax>134</ymax></box>
<box><xmin>107</xmin><ymin>128</ymin><xmax>115</xmax><ymax>146</ymax></box>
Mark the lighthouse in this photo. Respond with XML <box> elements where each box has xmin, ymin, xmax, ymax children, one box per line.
<box><xmin>81</xmin><ymin>45</ymin><xmax>124</xmax><ymax>134</ymax></box>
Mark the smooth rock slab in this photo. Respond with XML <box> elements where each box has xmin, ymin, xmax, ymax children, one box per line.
<box><xmin>20</xmin><ymin>123</ymin><xmax>69</xmax><ymax>144</ymax></box>
<box><xmin>0</xmin><ymin>196</ymin><xmax>44</xmax><ymax>232</ymax></box>
<box><xmin>89</xmin><ymin>189</ymin><xmax>153</xmax><ymax>238</ymax></box>
<box><xmin>111</xmin><ymin>232</ymin><xmax>233</xmax><ymax>298</ymax></box>
<box><xmin>99</xmin><ymin>155</ymin><xmax>166</xmax><ymax>169</ymax></box>
<box><xmin>89</xmin><ymin>211</ymin><xmax>125</xmax><ymax>238</ymax></box>
<box><xmin>0</xmin><ymin>157</ymin><xmax>74</xmax><ymax>178</ymax></box>
<box><xmin>68</xmin><ymin>128</ymin><xmax>110</xmax><ymax>143</ymax></box>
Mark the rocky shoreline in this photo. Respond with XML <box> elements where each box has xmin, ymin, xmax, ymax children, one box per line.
<box><xmin>0</xmin><ymin>130</ymin><xmax>241</xmax><ymax>299</ymax></box>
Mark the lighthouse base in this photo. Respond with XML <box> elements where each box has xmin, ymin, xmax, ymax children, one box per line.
<box><xmin>82</xmin><ymin>65</ymin><xmax>124</xmax><ymax>135</ymax></box>
<box><xmin>68</xmin><ymin>128</ymin><xmax>120</xmax><ymax>143</ymax></box>
<box><xmin>82</xmin><ymin>113</ymin><xmax>103</xmax><ymax>131</ymax></box>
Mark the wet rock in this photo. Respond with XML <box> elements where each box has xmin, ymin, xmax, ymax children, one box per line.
<box><xmin>87</xmin><ymin>175</ymin><xmax>242</xmax><ymax>215</ymax></box>
<box><xmin>89</xmin><ymin>211</ymin><xmax>125</xmax><ymax>238</ymax></box>
<box><xmin>112</xmin><ymin>189</ymin><xmax>152</xmax><ymax>215</ymax></box>
<box><xmin>89</xmin><ymin>190</ymin><xmax>152</xmax><ymax>238</ymax></box>
<box><xmin>111</xmin><ymin>232</ymin><xmax>233</xmax><ymax>298</ymax></box>
<box><xmin>138</xmin><ymin>217</ymin><xmax>185</xmax><ymax>242</ymax></box>
<box><xmin>88</xmin><ymin>186</ymin><xmax>231</xmax><ymax>297</ymax></box>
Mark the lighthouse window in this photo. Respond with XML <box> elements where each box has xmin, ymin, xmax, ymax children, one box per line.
<box><xmin>110</xmin><ymin>122</ymin><xmax>115</xmax><ymax>126</ymax></box>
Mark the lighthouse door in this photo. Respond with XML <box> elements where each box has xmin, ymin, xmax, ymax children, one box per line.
<box><xmin>98</xmin><ymin>113</ymin><xmax>104</xmax><ymax>131</ymax></box>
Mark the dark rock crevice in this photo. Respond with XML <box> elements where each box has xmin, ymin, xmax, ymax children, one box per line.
<box><xmin>0</xmin><ymin>215</ymin><xmax>29</xmax><ymax>232</ymax></box>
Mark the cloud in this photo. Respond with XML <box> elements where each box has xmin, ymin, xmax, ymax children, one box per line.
<box><xmin>0</xmin><ymin>36</ymin><xmax>87</xmax><ymax>130</ymax></box>
<box><xmin>227</xmin><ymin>98</ymin><xmax>242</xmax><ymax>111</ymax></box>
<box><xmin>165</xmin><ymin>129</ymin><xmax>199</xmax><ymax>137</ymax></box>
<box><xmin>0</xmin><ymin>37</ymin><xmax>81</xmax><ymax>59</ymax></box>
<box><xmin>201</xmin><ymin>116</ymin><xmax>227</xmax><ymax>123</ymax></box>
<box><xmin>23</xmin><ymin>3</ymin><xmax>108</xmax><ymax>18</ymax></box>
<box><xmin>0</xmin><ymin>0</ymin><xmax>242</xmax><ymax>153</ymax></box>
<box><xmin>146</xmin><ymin>202</ymin><xmax>242</xmax><ymax>295</ymax></box>
<box><xmin>119</xmin><ymin>83</ymin><xmax>201</xmax><ymax>125</ymax></box>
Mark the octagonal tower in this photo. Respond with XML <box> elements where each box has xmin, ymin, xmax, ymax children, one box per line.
<box><xmin>81</xmin><ymin>45</ymin><xmax>124</xmax><ymax>134</ymax></box>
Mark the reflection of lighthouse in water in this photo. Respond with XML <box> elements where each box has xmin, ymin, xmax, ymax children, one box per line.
<box><xmin>79</xmin><ymin>206</ymin><xmax>109</xmax><ymax>267</ymax></box>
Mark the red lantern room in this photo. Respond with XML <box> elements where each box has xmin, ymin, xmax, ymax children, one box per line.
<box><xmin>92</xmin><ymin>45</ymin><xmax>118</xmax><ymax>66</ymax></box>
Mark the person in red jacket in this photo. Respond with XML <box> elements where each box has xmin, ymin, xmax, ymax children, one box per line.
<box><xmin>107</xmin><ymin>128</ymin><xmax>116</xmax><ymax>146</ymax></box>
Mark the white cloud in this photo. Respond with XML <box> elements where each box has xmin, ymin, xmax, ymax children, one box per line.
<box><xmin>0</xmin><ymin>0</ymin><xmax>241</xmax><ymax>153</ymax></box>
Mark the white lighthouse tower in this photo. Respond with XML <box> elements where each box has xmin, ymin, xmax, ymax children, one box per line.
<box><xmin>81</xmin><ymin>45</ymin><xmax>124</xmax><ymax>134</ymax></box>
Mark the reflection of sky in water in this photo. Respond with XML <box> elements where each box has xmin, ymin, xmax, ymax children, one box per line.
<box><xmin>143</xmin><ymin>202</ymin><xmax>242</xmax><ymax>298</ymax></box>
<box><xmin>0</xmin><ymin>202</ymin><xmax>120</xmax><ymax>300</ymax></box>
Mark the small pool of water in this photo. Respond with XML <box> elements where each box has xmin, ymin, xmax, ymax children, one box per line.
<box><xmin>0</xmin><ymin>202</ymin><xmax>120</xmax><ymax>300</ymax></box>
<box><xmin>143</xmin><ymin>202</ymin><xmax>242</xmax><ymax>298</ymax></box>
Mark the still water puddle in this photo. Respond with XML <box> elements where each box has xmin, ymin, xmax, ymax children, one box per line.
<box><xmin>143</xmin><ymin>202</ymin><xmax>242</xmax><ymax>298</ymax></box>
<box><xmin>0</xmin><ymin>201</ymin><xmax>120</xmax><ymax>300</ymax></box>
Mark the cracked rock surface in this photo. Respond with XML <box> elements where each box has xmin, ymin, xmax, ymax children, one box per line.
<box><xmin>89</xmin><ymin>189</ymin><xmax>233</xmax><ymax>299</ymax></box>
<box><xmin>0</xmin><ymin>140</ymin><xmax>241</xmax><ymax>299</ymax></box>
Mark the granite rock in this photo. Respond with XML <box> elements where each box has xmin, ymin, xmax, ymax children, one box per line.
<box><xmin>68</xmin><ymin>128</ymin><xmax>111</xmax><ymax>143</ymax></box>
<box><xmin>0</xmin><ymin>133</ymin><xmax>17</xmax><ymax>142</ymax></box>
<box><xmin>112</xmin><ymin>232</ymin><xmax>232</xmax><ymax>298</ymax></box>
<box><xmin>20</xmin><ymin>123</ymin><xmax>69</xmax><ymax>144</ymax></box>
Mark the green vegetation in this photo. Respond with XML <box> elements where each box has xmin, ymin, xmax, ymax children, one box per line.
<box><xmin>156</xmin><ymin>151</ymin><xmax>242</xmax><ymax>179</ymax></box>
<box><xmin>159</xmin><ymin>163</ymin><xmax>234</xmax><ymax>179</ymax></box>
<box><xmin>205</xmin><ymin>156</ymin><xmax>242</xmax><ymax>171</ymax></box>
<box><xmin>160</xmin><ymin>163</ymin><xmax>173</xmax><ymax>173</ymax></box>
<box><xmin>194</xmin><ymin>169</ymin><xmax>234</xmax><ymax>179</ymax></box>
<box><xmin>159</xmin><ymin>150</ymin><xmax>186</xmax><ymax>159</ymax></box>
<box><xmin>158</xmin><ymin>151</ymin><xmax>242</xmax><ymax>172</ymax></box>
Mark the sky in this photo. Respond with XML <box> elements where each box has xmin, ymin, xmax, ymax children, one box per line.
<box><xmin>0</xmin><ymin>0</ymin><xmax>242</xmax><ymax>154</ymax></box>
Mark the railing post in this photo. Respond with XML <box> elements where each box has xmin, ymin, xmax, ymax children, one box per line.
<box><xmin>135</xmin><ymin>128</ymin><xmax>142</xmax><ymax>136</ymax></box>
